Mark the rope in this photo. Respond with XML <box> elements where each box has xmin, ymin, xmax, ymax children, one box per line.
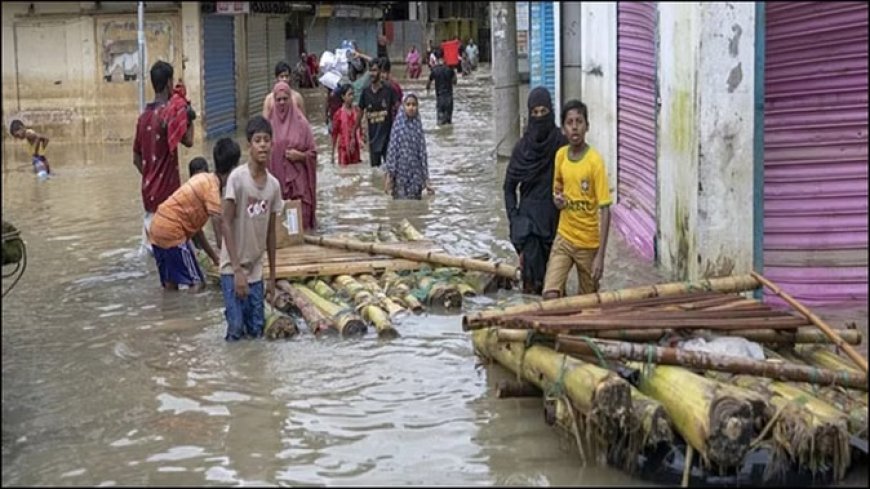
<box><xmin>573</xmin><ymin>336</ymin><xmax>609</xmax><ymax>369</ymax></box>
<box><xmin>545</xmin><ymin>354</ymin><xmax>570</xmax><ymax>400</ymax></box>
<box><xmin>642</xmin><ymin>343</ymin><xmax>656</xmax><ymax>379</ymax></box>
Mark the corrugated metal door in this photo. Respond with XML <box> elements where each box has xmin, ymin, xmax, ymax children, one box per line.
<box><xmin>203</xmin><ymin>15</ymin><xmax>237</xmax><ymax>138</ymax></box>
<box><xmin>529</xmin><ymin>2</ymin><xmax>556</xmax><ymax>96</ymax></box>
<box><xmin>247</xmin><ymin>16</ymin><xmax>269</xmax><ymax>120</ymax></box>
<box><xmin>764</xmin><ymin>2</ymin><xmax>868</xmax><ymax>305</ymax></box>
<box><xmin>267</xmin><ymin>16</ymin><xmax>286</xmax><ymax>70</ymax></box>
<box><xmin>306</xmin><ymin>18</ymin><xmax>328</xmax><ymax>55</ymax></box>
<box><xmin>614</xmin><ymin>2</ymin><xmax>658</xmax><ymax>262</ymax></box>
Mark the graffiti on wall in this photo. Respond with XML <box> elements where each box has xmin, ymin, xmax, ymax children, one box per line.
<box><xmin>98</xmin><ymin>18</ymin><xmax>174</xmax><ymax>83</ymax></box>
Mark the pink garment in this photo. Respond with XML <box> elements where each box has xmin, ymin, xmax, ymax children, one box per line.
<box><xmin>268</xmin><ymin>81</ymin><xmax>318</xmax><ymax>231</ymax></box>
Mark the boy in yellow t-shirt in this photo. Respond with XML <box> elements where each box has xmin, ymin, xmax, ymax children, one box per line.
<box><xmin>542</xmin><ymin>100</ymin><xmax>612</xmax><ymax>299</ymax></box>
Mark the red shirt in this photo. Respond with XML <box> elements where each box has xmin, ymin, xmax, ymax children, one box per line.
<box><xmin>134</xmin><ymin>102</ymin><xmax>181</xmax><ymax>213</ymax></box>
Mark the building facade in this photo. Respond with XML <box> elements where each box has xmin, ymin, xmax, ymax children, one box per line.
<box><xmin>530</xmin><ymin>1</ymin><xmax>868</xmax><ymax>305</ymax></box>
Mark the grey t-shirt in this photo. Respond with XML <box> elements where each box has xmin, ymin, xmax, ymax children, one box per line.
<box><xmin>219</xmin><ymin>164</ymin><xmax>284</xmax><ymax>282</ymax></box>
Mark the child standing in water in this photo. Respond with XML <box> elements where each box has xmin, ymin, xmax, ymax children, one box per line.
<box><xmin>330</xmin><ymin>84</ymin><xmax>362</xmax><ymax>166</ymax></box>
<box><xmin>383</xmin><ymin>94</ymin><xmax>434</xmax><ymax>200</ymax></box>
<box><xmin>9</xmin><ymin>119</ymin><xmax>51</xmax><ymax>179</ymax></box>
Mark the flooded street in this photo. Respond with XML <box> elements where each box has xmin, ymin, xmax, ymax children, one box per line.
<box><xmin>1</xmin><ymin>67</ymin><xmax>863</xmax><ymax>486</ymax></box>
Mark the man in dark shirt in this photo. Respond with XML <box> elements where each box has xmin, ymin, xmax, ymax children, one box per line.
<box><xmin>426</xmin><ymin>49</ymin><xmax>458</xmax><ymax>126</ymax></box>
<box><xmin>356</xmin><ymin>58</ymin><xmax>398</xmax><ymax>168</ymax></box>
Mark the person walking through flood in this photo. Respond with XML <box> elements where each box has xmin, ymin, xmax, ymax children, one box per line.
<box><xmin>147</xmin><ymin>138</ymin><xmax>240</xmax><ymax>291</ymax></box>
<box><xmin>331</xmin><ymin>84</ymin><xmax>362</xmax><ymax>166</ymax></box>
<box><xmin>426</xmin><ymin>49</ymin><xmax>457</xmax><ymax>126</ymax></box>
<box><xmin>406</xmin><ymin>45</ymin><xmax>423</xmax><ymax>79</ymax></box>
<box><xmin>355</xmin><ymin>58</ymin><xmax>399</xmax><ymax>168</ymax></box>
<box><xmin>542</xmin><ymin>100</ymin><xmax>612</xmax><ymax>299</ymax></box>
<box><xmin>220</xmin><ymin>116</ymin><xmax>284</xmax><ymax>341</ymax></box>
<box><xmin>9</xmin><ymin>119</ymin><xmax>51</xmax><ymax>179</ymax></box>
<box><xmin>133</xmin><ymin>60</ymin><xmax>195</xmax><ymax>256</ymax></box>
<box><xmin>503</xmin><ymin>88</ymin><xmax>567</xmax><ymax>295</ymax></box>
<box><xmin>262</xmin><ymin>61</ymin><xmax>306</xmax><ymax>120</ymax></box>
<box><xmin>465</xmin><ymin>38</ymin><xmax>479</xmax><ymax>71</ymax></box>
<box><xmin>268</xmin><ymin>81</ymin><xmax>318</xmax><ymax>231</ymax></box>
<box><xmin>383</xmin><ymin>94</ymin><xmax>434</xmax><ymax>200</ymax></box>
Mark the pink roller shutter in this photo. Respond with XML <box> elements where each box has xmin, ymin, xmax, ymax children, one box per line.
<box><xmin>614</xmin><ymin>2</ymin><xmax>658</xmax><ymax>262</ymax></box>
<box><xmin>764</xmin><ymin>2</ymin><xmax>868</xmax><ymax>305</ymax></box>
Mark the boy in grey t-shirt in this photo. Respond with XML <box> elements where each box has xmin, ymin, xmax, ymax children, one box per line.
<box><xmin>219</xmin><ymin>116</ymin><xmax>284</xmax><ymax>341</ymax></box>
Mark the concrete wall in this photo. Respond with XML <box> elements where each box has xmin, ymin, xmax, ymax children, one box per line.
<box><xmin>695</xmin><ymin>3</ymin><xmax>755</xmax><ymax>278</ymax></box>
<box><xmin>2</xmin><ymin>2</ymin><xmax>190</xmax><ymax>143</ymax></box>
<box><xmin>657</xmin><ymin>2</ymin><xmax>756</xmax><ymax>280</ymax></box>
<box><xmin>579</xmin><ymin>2</ymin><xmax>618</xmax><ymax>197</ymax></box>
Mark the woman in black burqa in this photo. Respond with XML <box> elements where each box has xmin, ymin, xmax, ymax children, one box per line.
<box><xmin>504</xmin><ymin>87</ymin><xmax>567</xmax><ymax>295</ymax></box>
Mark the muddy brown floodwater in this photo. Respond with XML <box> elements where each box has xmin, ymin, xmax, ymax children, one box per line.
<box><xmin>2</xmin><ymin>66</ymin><xmax>865</xmax><ymax>486</ymax></box>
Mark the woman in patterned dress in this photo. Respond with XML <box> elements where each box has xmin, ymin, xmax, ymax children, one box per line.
<box><xmin>383</xmin><ymin>93</ymin><xmax>434</xmax><ymax>200</ymax></box>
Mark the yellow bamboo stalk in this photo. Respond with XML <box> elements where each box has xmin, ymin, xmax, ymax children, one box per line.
<box><xmin>417</xmin><ymin>275</ymin><xmax>463</xmax><ymax>310</ymax></box>
<box><xmin>463</xmin><ymin>275</ymin><xmax>761</xmax><ymax>330</ymax></box>
<box><xmin>284</xmin><ymin>282</ymin><xmax>367</xmax><ymax>337</ymax></box>
<box><xmin>380</xmin><ymin>271</ymin><xmax>425</xmax><ymax>313</ymax></box>
<box><xmin>333</xmin><ymin>275</ymin><xmax>399</xmax><ymax>338</ymax></box>
<box><xmin>357</xmin><ymin>274</ymin><xmax>408</xmax><ymax>317</ymax></box>
<box><xmin>629</xmin><ymin>363</ymin><xmax>758</xmax><ymax>470</ymax></box>
<box><xmin>473</xmin><ymin>328</ymin><xmax>632</xmax><ymax>463</ymax></box>
<box><xmin>395</xmin><ymin>218</ymin><xmax>426</xmax><ymax>241</ymax></box>
<box><xmin>264</xmin><ymin>302</ymin><xmax>299</xmax><ymax>340</ymax></box>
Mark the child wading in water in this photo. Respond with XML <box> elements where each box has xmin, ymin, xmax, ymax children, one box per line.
<box><xmin>330</xmin><ymin>84</ymin><xmax>362</xmax><ymax>166</ymax></box>
<box><xmin>9</xmin><ymin>119</ymin><xmax>51</xmax><ymax>179</ymax></box>
<box><xmin>383</xmin><ymin>94</ymin><xmax>434</xmax><ymax>200</ymax></box>
<box><xmin>220</xmin><ymin>116</ymin><xmax>283</xmax><ymax>341</ymax></box>
<box><xmin>542</xmin><ymin>100</ymin><xmax>612</xmax><ymax>299</ymax></box>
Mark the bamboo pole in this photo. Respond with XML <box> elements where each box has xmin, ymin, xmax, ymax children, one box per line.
<box><xmin>395</xmin><ymin>218</ymin><xmax>426</xmax><ymax>241</ymax></box>
<box><xmin>473</xmin><ymin>328</ymin><xmax>632</xmax><ymax>462</ymax></box>
<box><xmin>264</xmin><ymin>302</ymin><xmax>299</xmax><ymax>340</ymax></box>
<box><xmin>463</xmin><ymin>275</ymin><xmax>761</xmax><ymax>330</ymax></box>
<box><xmin>794</xmin><ymin>345</ymin><xmax>862</xmax><ymax>374</ymax></box>
<box><xmin>380</xmin><ymin>271</ymin><xmax>425</xmax><ymax>313</ymax></box>
<box><xmin>496</xmin><ymin>327</ymin><xmax>862</xmax><ymax>345</ymax></box>
<box><xmin>333</xmin><ymin>275</ymin><xmax>399</xmax><ymax>339</ymax></box>
<box><xmin>417</xmin><ymin>275</ymin><xmax>463</xmax><ymax>310</ymax></box>
<box><xmin>751</xmin><ymin>271</ymin><xmax>868</xmax><ymax>374</ymax></box>
<box><xmin>517</xmin><ymin>316</ymin><xmax>810</xmax><ymax>331</ymax></box>
<box><xmin>279</xmin><ymin>281</ymin><xmax>367</xmax><ymax>337</ymax></box>
<box><xmin>306</xmin><ymin>279</ymin><xmax>338</xmax><ymax>301</ymax></box>
<box><xmin>357</xmin><ymin>274</ymin><xmax>408</xmax><ymax>317</ymax></box>
<box><xmin>555</xmin><ymin>337</ymin><xmax>868</xmax><ymax>391</ymax></box>
<box><xmin>305</xmin><ymin>235</ymin><xmax>521</xmax><ymax>280</ymax></box>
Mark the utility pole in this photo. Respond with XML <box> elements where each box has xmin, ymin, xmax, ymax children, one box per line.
<box><xmin>137</xmin><ymin>1</ymin><xmax>145</xmax><ymax>113</ymax></box>
<box><xmin>491</xmin><ymin>2</ymin><xmax>519</xmax><ymax>158</ymax></box>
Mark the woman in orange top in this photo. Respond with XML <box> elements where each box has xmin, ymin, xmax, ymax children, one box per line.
<box><xmin>148</xmin><ymin>138</ymin><xmax>240</xmax><ymax>290</ymax></box>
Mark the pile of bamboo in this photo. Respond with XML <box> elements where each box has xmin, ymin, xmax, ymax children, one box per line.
<box><xmin>258</xmin><ymin>221</ymin><xmax>517</xmax><ymax>339</ymax></box>
<box><xmin>465</xmin><ymin>273</ymin><xmax>869</xmax><ymax>485</ymax></box>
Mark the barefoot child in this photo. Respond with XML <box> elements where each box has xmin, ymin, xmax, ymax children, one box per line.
<box><xmin>542</xmin><ymin>100</ymin><xmax>612</xmax><ymax>300</ymax></box>
<box><xmin>331</xmin><ymin>84</ymin><xmax>362</xmax><ymax>166</ymax></box>
<box><xmin>220</xmin><ymin>116</ymin><xmax>283</xmax><ymax>341</ymax></box>
<box><xmin>9</xmin><ymin>119</ymin><xmax>51</xmax><ymax>178</ymax></box>
<box><xmin>147</xmin><ymin>138</ymin><xmax>240</xmax><ymax>291</ymax></box>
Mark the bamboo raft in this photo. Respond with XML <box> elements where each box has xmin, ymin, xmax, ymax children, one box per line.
<box><xmin>200</xmin><ymin>220</ymin><xmax>517</xmax><ymax>339</ymax></box>
<box><xmin>466</xmin><ymin>273</ymin><xmax>868</xmax><ymax>486</ymax></box>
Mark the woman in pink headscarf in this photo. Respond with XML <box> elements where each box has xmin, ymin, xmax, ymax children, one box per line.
<box><xmin>405</xmin><ymin>45</ymin><xmax>422</xmax><ymax>79</ymax></box>
<box><xmin>268</xmin><ymin>81</ymin><xmax>318</xmax><ymax>231</ymax></box>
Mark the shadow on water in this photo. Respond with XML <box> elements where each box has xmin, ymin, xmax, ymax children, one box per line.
<box><xmin>2</xmin><ymin>66</ymin><xmax>865</xmax><ymax>486</ymax></box>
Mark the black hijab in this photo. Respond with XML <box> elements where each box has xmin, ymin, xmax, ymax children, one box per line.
<box><xmin>506</xmin><ymin>87</ymin><xmax>566</xmax><ymax>182</ymax></box>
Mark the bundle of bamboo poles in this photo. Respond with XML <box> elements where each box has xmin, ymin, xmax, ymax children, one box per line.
<box><xmin>467</xmin><ymin>274</ymin><xmax>867</xmax><ymax>483</ymax></box>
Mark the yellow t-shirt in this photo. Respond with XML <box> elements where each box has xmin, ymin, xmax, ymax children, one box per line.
<box><xmin>553</xmin><ymin>145</ymin><xmax>612</xmax><ymax>249</ymax></box>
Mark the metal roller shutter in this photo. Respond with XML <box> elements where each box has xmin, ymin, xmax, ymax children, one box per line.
<box><xmin>247</xmin><ymin>16</ymin><xmax>269</xmax><ymax>120</ymax></box>
<box><xmin>268</xmin><ymin>16</ymin><xmax>286</xmax><ymax>71</ymax></box>
<box><xmin>763</xmin><ymin>2</ymin><xmax>868</xmax><ymax>305</ymax></box>
<box><xmin>306</xmin><ymin>18</ymin><xmax>328</xmax><ymax>56</ymax></box>
<box><xmin>203</xmin><ymin>15</ymin><xmax>237</xmax><ymax>138</ymax></box>
<box><xmin>614</xmin><ymin>2</ymin><xmax>658</xmax><ymax>262</ymax></box>
<box><xmin>530</xmin><ymin>2</ymin><xmax>556</xmax><ymax>96</ymax></box>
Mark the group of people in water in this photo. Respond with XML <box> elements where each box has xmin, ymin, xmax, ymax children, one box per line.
<box><xmin>119</xmin><ymin>44</ymin><xmax>606</xmax><ymax>341</ymax></box>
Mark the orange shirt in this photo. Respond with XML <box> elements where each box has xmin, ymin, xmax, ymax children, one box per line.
<box><xmin>149</xmin><ymin>173</ymin><xmax>222</xmax><ymax>249</ymax></box>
